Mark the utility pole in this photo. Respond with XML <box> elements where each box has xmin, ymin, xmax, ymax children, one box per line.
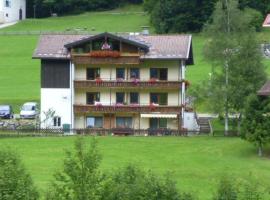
<box><xmin>33</xmin><ymin>4</ymin><xmax>36</xmax><ymax>19</ymax></box>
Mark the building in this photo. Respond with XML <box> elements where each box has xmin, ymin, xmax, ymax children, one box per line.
<box><xmin>263</xmin><ymin>14</ymin><xmax>270</xmax><ymax>27</ymax></box>
<box><xmin>33</xmin><ymin>32</ymin><xmax>198</xmax><ymax>134</ymax></box>
<box><xmin>258</xmin><ymin>81</ymin><xmax>270</xmax><ymax>96</ymax></box>
<box><xmin>0</xmin><ymin>0</ymin><xmax>26</xmax><ymax>23</ymax></box>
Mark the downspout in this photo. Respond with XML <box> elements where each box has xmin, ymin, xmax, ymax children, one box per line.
<box><xmin>181</xmin><ymin>60</ymin><xmax>186</xmax><ymax>129</ymax></box>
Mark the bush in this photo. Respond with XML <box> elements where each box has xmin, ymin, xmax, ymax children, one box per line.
<box><xmin>0</xmin><ymin>149</ymin><xmax>39</xmax><ymax>200</ymax></box>
<box><xmin>213</xmin><ymin>176</ymin><xmax>264</xmax><ymax>200</ymax></box>
<box><xmin>47</xmin><ymin>137</ymin><xmax>194</xmax><ymax>200</ymax></box>
<box><xmin>104</xmin><ymin>165</ymin><xmax>194</xmax><ymax>200</ymax></box>
<box><xmin>46</xmin><ymin>137</ymin><xmax>105</xmax><ymax>200</ymax></box>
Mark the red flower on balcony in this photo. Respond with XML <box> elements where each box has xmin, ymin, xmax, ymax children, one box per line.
<box><xmin>96</xmin><ymin>77</ymin><xmax>103</xmax><ymax>84</ymax></box>
<box><xmin>149</xmin><ymin>103</ymin><xmax>157</xmax><ymax>111</ymax></box>
<box><xmin>148</xmin><ymin>78</ymin><xmax>157</xmax><ymax>84</ymax></box>
<box><xmin>116</xmin><ymin>78</ymin><xmax>124</xmax><ymax>83</ymax></box>
<box><xmin>131</xmin><ymin>78</ymin><xmax>140</xmax><ymax>85</ymax></box>
<box><xmin>89</xmin><ymin>50</ymin><xmax>121</xmax><ymax>58</ymax></box>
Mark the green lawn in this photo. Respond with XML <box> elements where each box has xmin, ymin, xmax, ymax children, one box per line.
<box><xmin>0</xmin><ymin>5</ymin><xmax>150</xmax><ymax>33</ymax></box>
<box><xmin>0</xmin><ymin>136</ymin><xmax>269</xmax><ymax>199</ymax></box>
<box><xmin>0</xmin><ymin>4</ymin><xmax>270</xmax><ymax>111</ymax></box>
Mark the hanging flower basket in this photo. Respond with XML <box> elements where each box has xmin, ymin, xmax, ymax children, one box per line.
<box><xmin>89</xmin><ymin>50</ymin><xmax>121</xmax><ymax>58</ymax></box>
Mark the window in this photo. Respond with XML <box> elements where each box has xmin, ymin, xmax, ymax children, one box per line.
<box><xmin>150</xmin><ymin>93</ymin><xmax>168</xmax><ymax>105</ymax></box>
<box><xmin>87</xmin><ymin>92</ymin><xmax>100</xmax><ymax>105</ymax></box>
<box><xmin>86</xmin><ymin>117</ymin><xmax>103</xmax><ymax>128</ymax></box>
<box><xmin>150</xmin><ymin>118</ymin><xmax>167</xmax><ymax>129</ymax></box>
<box><xmin>130</xmin><ymin>92</ymin><xmax>139</xmax><ymax>104</ymax></box>
<box><xmin>150</xmin><ymin>68</ymin><xmax>168</xmax><ymax>80</ymax></box>
<box><xmin>116</xmin><ymin>68</ymin><xmax>125</xmax><ymax>79</ymax></box>
<box><xmin>130</xmin><ymin>68</ymin><xmax>140</xmax><ymax>79</ymax></box>
<box><xmin>116</xmin><ymin>117</ymin><xmax>132</xmax><ymax>128</ymax></box>
<box><xmin>53</xmin><ymin>117</ymin><xmax>61</xmax><ymax>127</ymax></box>
<box><xmin>4</xmin><ymin>0</ymin><xmax>11</xmax><ymax>7</ymax></box>
<box><xmin>116</xmin><ymin>92</ymin><xmax>125</xmax><ymax>104</ymax></box>
<box><xmin>87</xmin><ymin>68</ymin><xmax>100</xmax><ymax>80</ymax></box>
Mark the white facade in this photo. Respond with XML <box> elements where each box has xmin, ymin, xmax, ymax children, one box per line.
<box><xmin>0</xmin><ymin>0</ymin><xmax>26</xmax><ymax>23</ymax></box>
<box><xmin>40</xmin><ymin>89</ymin><xmax>72</xmax><ymax>129</ymax></box>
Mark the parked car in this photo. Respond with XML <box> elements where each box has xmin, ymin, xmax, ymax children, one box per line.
<box><xmin>20</xmin><ymin>102</ymin><xmax>39</xmax><ymax>119</ymax></box>
<box><xmin>0</xmin><ymin>105</ymin><xmax>13</xmax><ymax>119</ymax></box>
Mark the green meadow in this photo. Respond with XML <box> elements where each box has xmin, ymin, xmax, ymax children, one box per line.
<box><xmin>0</xmin><ymin>4</ymin><xmax>269</xmax><ymax>111</ymax></box>
<box><xmin>0</xmin><ymin>136</ymin><xmax>270</xmax><ymax>199</ymax></box>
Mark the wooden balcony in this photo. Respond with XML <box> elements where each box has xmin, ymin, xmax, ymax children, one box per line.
<box><xmin>71</xmin><ymin>53</ymin><xmax>140</xmax><ymax>65</ymax></box>
<box><xmin>74</xmin><ymin>104</ymin><xmax>183</xmax><ymax>114</ymax></box>
<box><xmin>74</xmin><ymin>80</ymin><xmax>183</xmax><ymax>89</ymax></box>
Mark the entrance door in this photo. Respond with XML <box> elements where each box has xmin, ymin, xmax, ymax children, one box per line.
<box><xmin>19</xmin><ymin>9</ymin><xmax>23</xmax><ymax>20</ymax></box>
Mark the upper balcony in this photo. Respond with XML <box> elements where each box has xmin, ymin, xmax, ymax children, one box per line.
<box><xmin>74</xmin><ymin>79</ymin><xmax>188</xmax><ymax>90</ymax></box>
<box><xmin>71</xmin><ymin>51</ymin><xmax>141</xmax><ymax>65</ymax></box>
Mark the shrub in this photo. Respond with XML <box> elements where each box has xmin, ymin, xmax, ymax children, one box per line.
<box><xmin>46</xmin><ymin>137</ymin><xmax>105</xmax><ymax>200</ymax></box>
<box><xmin>213</xmin><ymin>176</ymin><xmax>238</xmax><ymax>200</ymax></box>
<box><xmin>0</xmin><ymin>149</ymin><xmax>39</xmax><ymax>200</ymax></box>
<box><xmin>47</xmin><ymin>137</ymin><xmax>195</xmax><ymax>200</ymax></box>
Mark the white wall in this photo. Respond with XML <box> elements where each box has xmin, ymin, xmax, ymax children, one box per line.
<box><xmin>41</xmin><ymin>89</ymin><xmax>72</xmax><ymax>129</ymax></box>
<box><xmin>1</xmin><ymin>0</ymin><xmax>26</xmax><ymax>23</ymax></box>
<box><xmin>184</xmin><ymin>112</ymin><xmax>199</xmax><ymax>131</ymax></box>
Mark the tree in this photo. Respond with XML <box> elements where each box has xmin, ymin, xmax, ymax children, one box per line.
<box><xmin>0</xmin><ymin>149</ymin><xmax>39</xmax><ymax>200</ymax></box>
<box><xmin>199</xmin><ymin>0</ymin><xmax>266</xmax><ymax>135</ymax></box>
<box><xmin>241</xmin><ymin>95</ymin><xmax>270</xmax><ymax>157</ymax></box>
<box><xmin>239</xmin><ymin>0</ymin><xmax>270</xmax><ymax>15</ymax></box>
<box><xmin>145</xmin><ymin>0</ymin><xmax>217</xmax><ymax>33</ymax></box>
<box><xmin>46</xmin><ymin>137</ymin><xmax>105</xmax><ymax>200</ymax></box>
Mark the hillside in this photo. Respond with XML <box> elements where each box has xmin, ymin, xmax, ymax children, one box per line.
<box><xmin>0</xmin><ymin>4</ymin><xmax>269</xmax><ymax>111</ymax></box>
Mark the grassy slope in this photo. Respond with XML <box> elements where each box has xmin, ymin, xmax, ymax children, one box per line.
<box><xmin>0</xmin><ymin>5</ymin><xmax>151</xmax><ymax>111</ymax></box>
<box><xmin>0</xmin><ymin>4</ymin><xmax>270</xmax><ymax>112</ymax></box>
<box><xmin>0</xmin><ymin>136</ymin><xmax>269</xmax><ymax>199</ymax></box>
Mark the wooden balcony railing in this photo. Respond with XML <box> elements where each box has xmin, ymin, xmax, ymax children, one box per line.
<box><xmin>74</xmin><ymin>80</ymin><xmax>183</xmax><ymax>89</ymax></box>
<box><xmin>74</xmin><ymin>104</ymin><xmax>184</xmax><ymax>114</ymax></box>
<box><xmin>71</xmin><ymin>53</ymin><xmax>141</xmax><ymax>65</ymax></box>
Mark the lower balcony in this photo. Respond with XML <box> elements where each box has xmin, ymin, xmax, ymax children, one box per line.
<box><xmin>74</xmin><ymin>104</ymin><xmax>183</xmax><ymax>114</ymax></box>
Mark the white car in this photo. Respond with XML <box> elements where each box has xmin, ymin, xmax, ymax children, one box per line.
<box><xmin>20</xmin><ymin>102</ymin><xmax>39</xmax><ymax>119</ymax></box>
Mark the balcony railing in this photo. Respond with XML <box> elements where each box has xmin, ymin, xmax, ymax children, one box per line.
<box><xmin>71</xmin><ymin>52</ymin><xmax>141</xmax><ymax>65</ymax></box>
<box><xmin>74</xmin><ymin>104</ymin><xmax>184</xmax><ymax>114</ymax></box>
<box><xmin>74</xmin><ymin>80</ymin><xmax>183</xmax><ymax>89</ymax></box>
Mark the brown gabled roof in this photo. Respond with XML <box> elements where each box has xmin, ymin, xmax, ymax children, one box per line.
<box><xmin>33</xmin><ymin>33</ymin><xmax>193</xmax><ymax>63</ymax></box>
<box><xmin>258</xmin><ymin>81</ymin><xmax>270</xmax><ymax>96</ymax></box>
<box><xmin>263</xmin><ymin>14</ymin><xmax>270</xmax><ymax>27</ymax></box>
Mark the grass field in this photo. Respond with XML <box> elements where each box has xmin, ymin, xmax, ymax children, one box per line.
<box><xmin>0</xmin><ymin>4</ymin><xmax>270</xmax><ymax>112</ymax></box>
<box><xmin>0</xmin><ymin>136</ymin><xmax>269</xmax><ymax>199</ymax></box>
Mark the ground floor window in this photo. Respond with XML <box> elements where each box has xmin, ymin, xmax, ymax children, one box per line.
<box><xmin>53</xmin><ymin>117</ymin><xmax>61</xmax><ymax>127</ymax></box>
<box><xmin>86</xmin><ymin>117</ymin><xmax>103</xmax><ymax>128</ymax></box>
<box><xmin>116</xmin><ymin>117</ymin><xmax>132</xmax><ymax>128</ymax></box>
<box><xmin>149</xmin><ymin>118</ymin><xmax>167</xmax><ymax>129</ymax></box>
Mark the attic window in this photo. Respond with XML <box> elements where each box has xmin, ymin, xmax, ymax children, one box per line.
<box><xmin>4</xmin><ymin>0</ymin><xmax>11</xmax><ymax>7</ymax></box>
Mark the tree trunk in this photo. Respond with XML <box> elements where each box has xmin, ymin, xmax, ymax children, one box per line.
<box><xmin>225</xmin><ymin>110</ymin><xmax>229</xmax><ymax>136</ymax></box>
<box><xmin>237</xmin><ymin>113</ymin><xmax>242</xmax><ymax>136</ymax></box>
<box><xmin>258</xmin><ymin>143</ymin><xmax>263</xmax><ymax>157</ymax></box>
